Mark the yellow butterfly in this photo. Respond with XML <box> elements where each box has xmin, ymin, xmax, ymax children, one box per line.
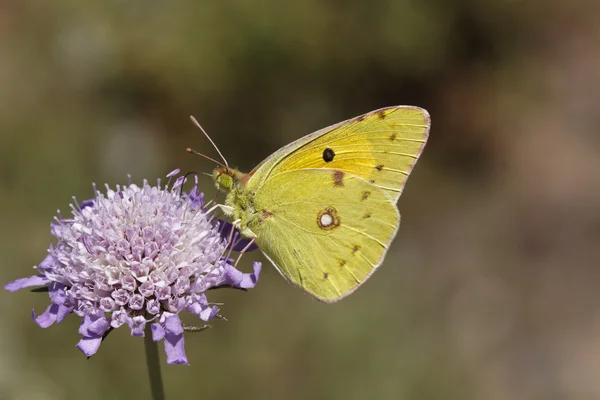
<box><xmin>210</xmin><ymin>106</ymin><xmax>430</xmax><ymax>303</ymax></box>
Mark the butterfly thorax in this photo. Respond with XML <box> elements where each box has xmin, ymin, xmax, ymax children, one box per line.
<box><xmin>213</xmin><ymin>167</ymin><xmax>258</xmax><ymax>238</ymax></box>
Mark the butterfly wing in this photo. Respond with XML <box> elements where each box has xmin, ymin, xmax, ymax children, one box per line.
<box><xmin>247</xmin><ymin>106</ymin><xmax>430</xmax><ymax>202</ymax></box>
<box><xmin>247</xmin><ymin>168</ymin><xmax>399</xmax><ymax>302</ymax></box>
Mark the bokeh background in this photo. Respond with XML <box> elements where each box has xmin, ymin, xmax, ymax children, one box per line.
<box><xmin>1</xmin><ymin>1</ymin><xmax>600</xmax><ymax>399</ymax></box>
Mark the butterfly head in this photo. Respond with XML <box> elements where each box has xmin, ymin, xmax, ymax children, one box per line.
<box><xmin>213</xmin><ymin>167</ymin><xmax>245</xmax><ymax>193</ymax></box>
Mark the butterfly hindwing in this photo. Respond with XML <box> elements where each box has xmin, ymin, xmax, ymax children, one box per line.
<box><xmin>246</xmin><ymin>169</ymin><xmax>399</xmax><ymax>302</ymax></box>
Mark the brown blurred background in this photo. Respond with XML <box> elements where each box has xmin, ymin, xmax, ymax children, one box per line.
<box><xmin>1</xmin><ymin>1</ymin><xmax>600</xmax><ymax>399</ymax></box>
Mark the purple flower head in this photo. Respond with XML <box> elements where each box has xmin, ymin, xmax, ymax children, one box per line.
<box><xmin>5</xmin><ymin>171</ymin><xmax>261</xmax><ymax>365</ymax></box>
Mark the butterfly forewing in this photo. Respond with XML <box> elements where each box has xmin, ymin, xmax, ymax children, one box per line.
<box><xmin>247</xmin><ymin>106</ymin><xmax>430</xmax><ymax>202</ymax></box>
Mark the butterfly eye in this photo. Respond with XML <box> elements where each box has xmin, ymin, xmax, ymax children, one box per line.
<box><xmin>214</xmin><ymin>171</ymin><xmax>234</xmax><ymax>191</ymax></box>
<box><xmin>322</xmin><ymin>148</ymin><xmax>335</xmax><ymax>162</ymax></box>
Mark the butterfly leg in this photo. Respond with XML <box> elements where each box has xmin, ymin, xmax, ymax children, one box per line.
<box><xmin>216</xmin><ymin>204</ymin><xmax>235</xmax><ymax>215</ymax></box>
<box><xmin>217</xmin><ymin>219</ymin><xmax>242</xmax><ymax>263</ymax></box>
<box><xmin>234</xmin><ymin>237</ymin><xmax>257</xmax><ymax>266</ymax></box>
<box><xmin>205</xmin><ymin>203</ymin><xmax>233</xmax><ymax>215</ymax></box>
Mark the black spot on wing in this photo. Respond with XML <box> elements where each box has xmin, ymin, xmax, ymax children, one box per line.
<box><xmin>323</xmin><ymin>148</ymin><xmax>335</xmax><ymax>162</ymax></box>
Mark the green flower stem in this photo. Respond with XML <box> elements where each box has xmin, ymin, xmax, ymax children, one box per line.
<box><xmin>145</xmin><ymin>324</ymin><xmax>165</xmax><ymax>400</ymax></box>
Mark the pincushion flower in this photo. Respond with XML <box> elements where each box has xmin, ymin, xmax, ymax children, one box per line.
<box><xmin>5</xmin><ymin>170</ymin><xmax>261</xmax><ymax>365</ymax></box>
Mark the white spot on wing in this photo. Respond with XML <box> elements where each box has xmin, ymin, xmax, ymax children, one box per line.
<box><xmin>320</xmin><ymin>213</ymin><xmax>333</xmax><ymax>227</ymax></box>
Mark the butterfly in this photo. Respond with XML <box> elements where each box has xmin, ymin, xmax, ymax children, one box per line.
<box><xmin>208</xmin><ymin>106</ymin><xmax>430</xmax><ymax>303</ymax></box>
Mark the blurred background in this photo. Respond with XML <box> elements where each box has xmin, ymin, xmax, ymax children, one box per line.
<box><xmin>1</xmin><ymin>1</ymin><xmax>600</xmax><ymax>399</ymax></box>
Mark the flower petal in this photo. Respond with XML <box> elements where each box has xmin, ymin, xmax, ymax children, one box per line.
<box><xmin>242</xmin><ymin>262</ymin><xmax>261</xmax><ymax>289</ymax></box>
<box><xmin>79</xmin><ymin>199</ymin><xmax>95</xmax><ymax>210</ymax></box>
<box><xmin>187</xmin><ymin>187</ymin><xmax>204</xmax><ymax>211</ymax></box>
<box><xmin>166</xmin><ymin>168</ymin><xmax>180</xmax><ymax>178</ymax></box>
<box><xmin>4</xmin><ymin>275</ymin><xmax>50</xmax><ymax>292</ymax></box>
<box><xmin>165</xmin><ymin>315</ymin><xmax>184</xmax><ymax>335</ymax></box>
<box><xmin>78</xmin><ymin>314</ymin><xmax>111</xmax><ymax>337</ymax></box>
<box><xmin>48</xmin><ymin>282</ymin><xmax>67</xmax><ymax>305</ymax></box>
<box><xmin>151</xmin><ymin>323</ymin><xmax>165</xmax><ymax>341</ymax></box>
<box><xmin>56</xmin><ymin>304</ymin><xmax>74</xmax><ymax>324</ymax></box>
<box><xmin>200</xmin><ymin>305</ymin><xmax>220</xmax><ymax>321</ymax></box>
<box><xmin>37</xmin><ymin>254</ymin><xmax>56</xmax><ymax>272</ymax></box>
<box><xmin>111</xmin><ymin>308</ymin><xmax>128</xmax><ymax>328</ymax></box>
<box><xmin>76</xmin><ymin>337</ymin><xmax>103</xmax><ymax>357</ymax></box>
<box><xmin>185</xmin><ymin>294</ymin><xmax>219</xmax><ymax>321</ymax></box>
<box><xmin>223</xmin><ymin>262</ymin><xmax>262</xmax><ymax>289</ymax></box>
<box><xmin>32</xmin><ymin>305</ymin><xmax>59</xmax><ymax>328</ymax></box>
<box><xmin>163</xmin><ymin>315</ymin><xmax>188</xmax><ymax>365</ymax></box>
<box><xmin>128</xmin><ymin>315</ymin><xmax>147</xmax><ymax>337</ymax></box>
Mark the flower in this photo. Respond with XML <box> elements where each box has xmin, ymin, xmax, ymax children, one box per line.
<box><xmin>5</xmin><ymin>170</ymin><xmax>261</xmax><ymax>364</ymax></box>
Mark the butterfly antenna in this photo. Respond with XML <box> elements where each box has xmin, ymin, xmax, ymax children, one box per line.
<box><xmin>186</xmin><ymin>147</ymin><xmax>226</xmax><ymax>169</ymax></box>
<box><xmin>189</xmin><ymin>115</ymin><xmax>229</xmax><ymax>169</ymax></box>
